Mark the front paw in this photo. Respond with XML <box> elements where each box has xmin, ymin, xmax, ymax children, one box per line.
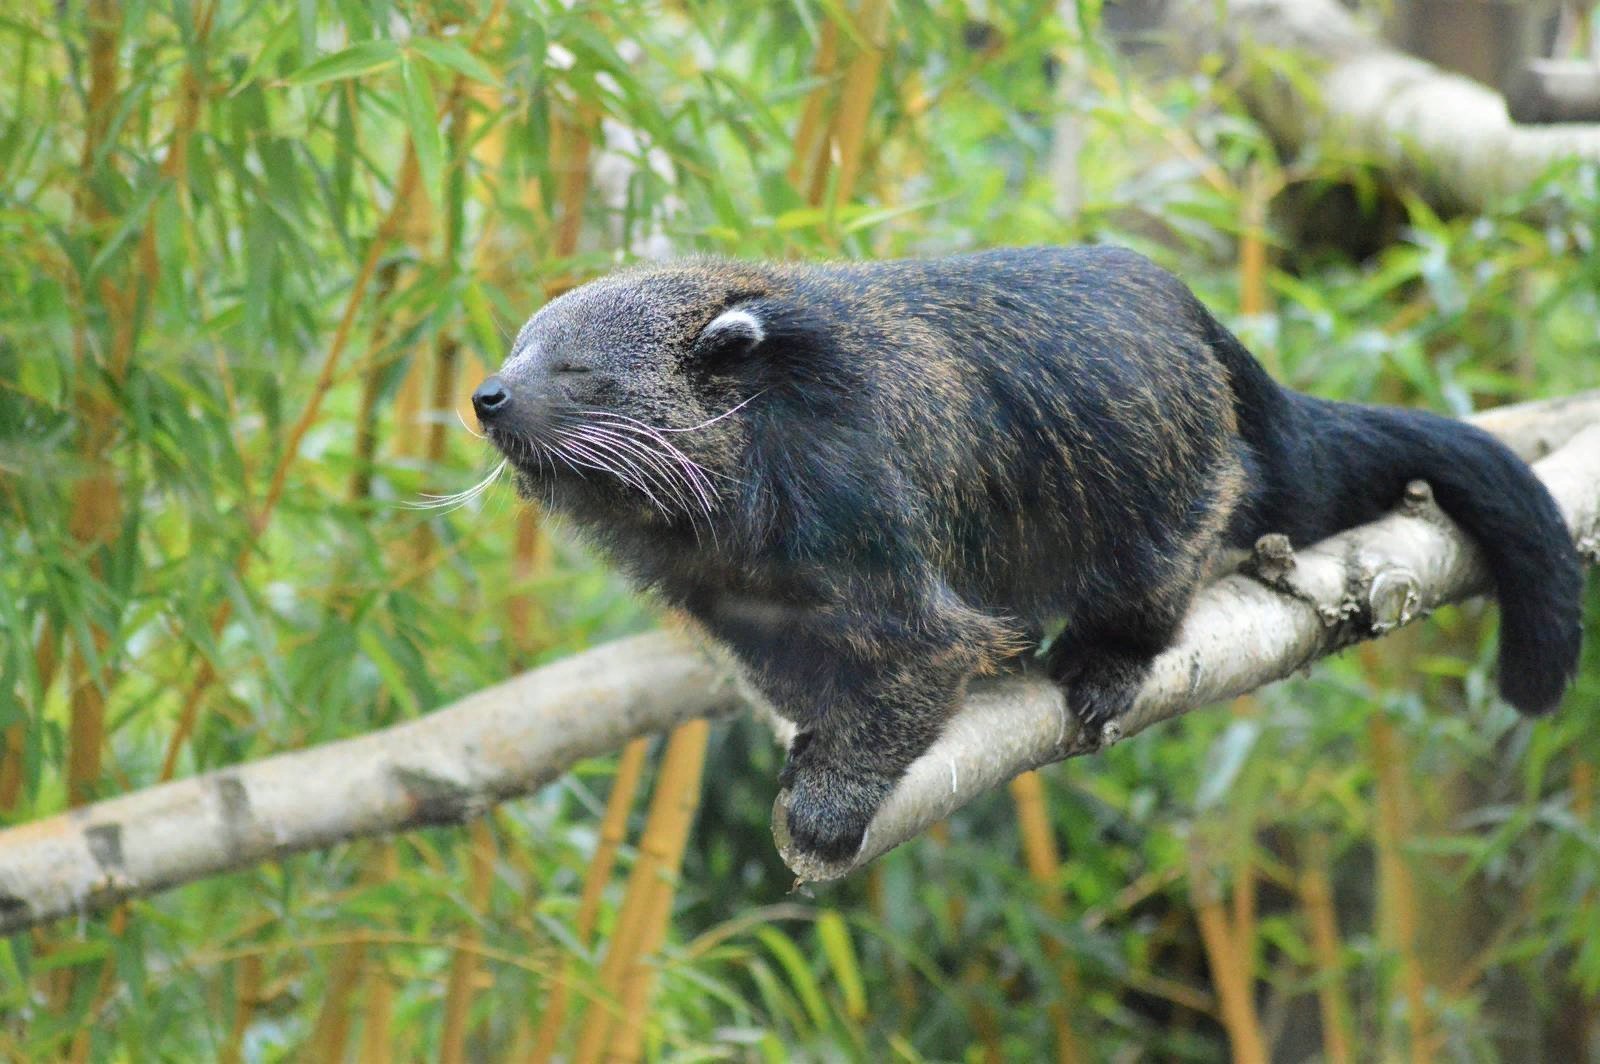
<box><xmin>780</xmin><ymin>760</ymin><xmax>891</xmax><ymax>864</ymax></box>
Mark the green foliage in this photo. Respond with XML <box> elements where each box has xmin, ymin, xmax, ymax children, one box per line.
<box><xmin>3</xmin><ymin>0</ymin><xmax>1599</xmax><ymax>1059</ymax></box>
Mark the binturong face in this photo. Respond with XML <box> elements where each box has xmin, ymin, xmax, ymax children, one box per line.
<box><xmin>473</xmin><ymin>264</ymin><xmax>780</xmax><ymax>529</ymax></box>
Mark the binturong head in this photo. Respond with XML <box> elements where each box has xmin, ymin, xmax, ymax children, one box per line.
<box><xmin>474</xmin><ymin>262</ymin><xmax>788</xmax><ymax>530</ymax></box>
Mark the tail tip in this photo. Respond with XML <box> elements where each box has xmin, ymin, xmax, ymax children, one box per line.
<box><xmin>1498</xmin><ymin>635</ymin><xmax>1580</xmax><ymax>717</ymax></box>
<box><xmin>1501</xmin><ymin>681</ymin><xmax>1565</xmax><ymax>717</ymax></box>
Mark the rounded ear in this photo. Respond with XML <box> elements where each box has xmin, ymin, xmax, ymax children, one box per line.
<box><xmin>688</xmin><ymin>306</ymin><xmax>766</xmax><ymax>370</ymax></box>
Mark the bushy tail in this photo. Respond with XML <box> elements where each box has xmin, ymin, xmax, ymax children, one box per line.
<box><xmin>1354</xmin><ymin>407</ymin><xmax>1584</xmax><ymax>714</ymax></box>
<box><xmin>1201</xmin><ymin>314</ymin><xmax>1584</xmax><ymax>714</ymax></box>
<box><xmin>1299</xmin><ymin>398</ymin><xmax>1587</xmax><ymax>713</ymax></box>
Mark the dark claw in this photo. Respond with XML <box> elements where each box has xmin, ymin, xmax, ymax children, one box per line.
<box><xmin>1058</xmin><ymin>650</ymin><xmax>1149</xmax><ymax>732</ymax></box>
<box><xmin>1066</xmin><ymin>679</ymin><xmax>1135</xmax><ymax>730</ymax></box>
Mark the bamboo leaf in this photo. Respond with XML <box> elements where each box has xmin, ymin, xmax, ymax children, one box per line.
<box><xmin>356</xmin><ymin>627</ymin><xmax>422</xmax><ymax>717</ymax></box>
<box><xmin>285</xmin><ymin>40</ymin><xmax>400</xmax><ymax>87</ymax></box>
<box><xmin>410</xmin><ymin>37</ymin><xmax>501</xmax><ymax>87</ymax></box>
<box><xmin>815</xmin><ymin>910</ymin><xmax>866</xmax><ymax>1020</ymax></box>
<box><xmin>86</xmin><ymin>179</ymin><xmax>165</xmax><ymax>281</ymax></box>
<box><xmin>756</xmin><ymin>927</ymin><xmax>829</xmax><ymax>1033</ymax></box>
<box><xmin>400</xmin><ymin>56</ymin><xmax>444</xmax><ymax>207</ymax></box>
<box><xmin>229</xmin><ymin>12</ymin><xmax>299</xmax><ymax>94</ymax></box>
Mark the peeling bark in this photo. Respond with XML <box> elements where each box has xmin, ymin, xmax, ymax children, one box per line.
<box><xmin>0</xmin><ymin>394</ymin><xmax>1596</xmax><ymax>930</ymax></box>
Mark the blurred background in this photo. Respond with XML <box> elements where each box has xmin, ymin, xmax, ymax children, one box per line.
<box><xmin>3</xmin><ymin>0</ymin><xmax>1600</xmax><ymax>1060</ymax></box>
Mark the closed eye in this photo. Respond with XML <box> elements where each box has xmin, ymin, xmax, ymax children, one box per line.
<box><xmin>553</xmin><ymin>361</ymin><xmax>593</xmax><ymax>374</ymax></box>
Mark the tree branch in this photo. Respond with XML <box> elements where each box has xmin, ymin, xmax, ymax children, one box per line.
<box><xmin>1</xmin><ymin>393</ymin><xmax>1597</xmax><ymax>931</ymax></box>
<box><xmin>1507</xmin><ymin>60</ymin><xmax>1600</xmax><ymax>126</ymax></box>
<box><xmin>0</xmin><ymin>634</ymin><xmax>743</xmax><ymax>934</ymax></box>
<box><xmin>1166</xmin><ymin>0</ymin><xmax>1600</xmax><ymax>211</ymax></box>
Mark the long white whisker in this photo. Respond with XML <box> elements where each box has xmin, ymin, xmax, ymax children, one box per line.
<box><xmin>580</xmin><ymin>414</ymin><xmax>743</xmax><ymax>488</ymax></box>
<box><xmin>400</xmin><ymin>459</ymin><xmax>507</xmax><ymax>512</ymax></box>
<box><xmin>572</xmin><ymin>423</ymin><xmax>705</xmax><ymax>515</ymax></box>
<box><xmin>547</xmin><ymin>442</ymin><xmax>587</xmax><ymax>479</ymax></box>
<box><xmin>579</xmin><ymin>414</ymin><xmax>731</xmax><ymax>507</ymax></box>
<box><xmin>664</xmin><ymin>389</ymin><xmax>768</xmax><ymax>432</ymax></box>
<box><xmin>456</xmin><ymin>407</ymin><xmax>488</xmax><ymax>440</ymax></box>
<box><xmin>556</xmin><ymin>433</ymin><xmax>671</xmax><ymax>515</ymax></box>
<box><xmin>506</xmin><ymin>406</ymin><xmax>740</xmax><ymax>537</ymax></box>
<box><xmin>588</xmin><ymin>391</ymin><xmax>766</xmax><ymax>435</ymax></box>
<box><xmin>578</xmin><ymin>429</ymin><xmax>704</xmax><ymax>523</ymax></box>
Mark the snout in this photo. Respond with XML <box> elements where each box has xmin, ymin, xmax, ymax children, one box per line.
<box><xmin>473</xmin><ymin>362</ymin><xmax>599</xmax><ymax>430</ymax></box>
<box><xmin>471</xmin><ymin>375</ymin><xmax>512</xmax><ymax>424</ymax></box>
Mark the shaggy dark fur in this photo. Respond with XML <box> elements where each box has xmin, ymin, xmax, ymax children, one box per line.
<box><xmin>476</xmin><ymin>246</ymin><xmax>1584</xmax><ymax>861</ymax></box>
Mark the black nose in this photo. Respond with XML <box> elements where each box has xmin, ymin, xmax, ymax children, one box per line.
<box><xmin>472</xmin><ymin>375</ymin><xmax>510</xmax><ymax>422</ymax></box>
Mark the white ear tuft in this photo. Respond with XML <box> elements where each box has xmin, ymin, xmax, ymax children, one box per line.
<box><xmin>700</xmin><ymin>307</ymin><xmax>765</xmax><ymax>346</ymax></box>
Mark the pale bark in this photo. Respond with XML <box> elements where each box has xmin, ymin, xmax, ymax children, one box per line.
<box><xmin>0</xmin><ymin>394</ymin><xmax>1597</xmax><ymax>929</ymax></box>
<box><xmin>0</xmin><ymin>634</ymin><xmax>743</xmax><ymax>934</ymax></box>
<box><xmin>1507</xmin><ymin>60</ymin><xmax>1600</xmax><ymax>126</ymax></box>
<box><xmin>1167</xmin><ymin>0</ymin><xmax>1600</xmax><ymax>210</ymax></box>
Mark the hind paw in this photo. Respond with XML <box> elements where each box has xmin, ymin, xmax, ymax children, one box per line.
<box><xmin>1067</xmin><ymin>677</ymin><xmax>1137</xmax><ymax>732</ymax></box>
<box><xmin>1053</xmin><ymin>648</ymin><xmax>1154</xmax><ymax>740</ymax></box>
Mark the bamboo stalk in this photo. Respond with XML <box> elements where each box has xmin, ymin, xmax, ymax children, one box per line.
<box><xmin>817</xmin><ymin>0</ymin><xmax>890</xmax><ymax>212</ymax></box>
<box><xmin>347</xmin><ymin>261</ymin><xmax>405</xmax><ymax>503</ymax></box>
<box><xmin>440</xmin><ymin>818</ymin><xmax>497</xmax><ymax>1064</ymax></box>
<box><xmin>304</xmin><ymin>933</ymin><xmax>368</xmax><ymax>1061</ymax></box>
<box><xmin>531</xmin><ymin>736</ymin><xmax>650</xmax><ymax>1063</ymax></box>
<box><xmin>49</xmin><ymin>1</ymin><xmax>139</xmax><ymax>1040</ymax></box>
<box><xmin>387</xmin><ymin>98</ymin><xmax>442</xmax><ymax>469</ymax></box>
<box><xmin>1008</xmin><ymin>771</ymin><xmax>1087</xmax><ymax>1064</ymax></box>
<box><xmin>788</xmin><ymin>17</ymin><xmax>842</xmax><ymax>190</ymax></box>
<box><xmin>1189</xmin><ymin>839</ymin><xmax>1269</xmax><ymax>1064</ymax></box>
<box><xmin>412</xmin><ymin>336</ymin><xmax>462</xmax><ymax>565</ymax></box>
<box><xmin>62</xmin><ymin>0</ymin><xmax>137</xmax><ymax>813</ymax></box>
<box><xmin>415</xmin><ymin>57</ymin><xmax>469</xmax><ymax>547</ymax></box>
<box><xmin>357</xmin><ymin>844</ymin><xmax>401</xmax><ymax>1064</ymax></box>
<box><xmin>506</xmin><ymin>510</ymin><xmax>554</xmax><ymax>668</ymax></box>
<box><xmin>221</xmin><ymin>953</ymin><xmax>264</xmax><ymax>1064</ymax></box>
<box><xmin>605</xmin><ymin>722</ymin><xmax>713</xmax><ymax>1063</ymax></box>
<box><xmin>548</xmin><ymin>102</ymin><xmax>596</xmax><ymax>289</ymax></box>
<box><xmin>1239</xmin><ymin>165</ymin><xmax>1271</xmax><ymax>320</ymax></box>
<box><xmin>570</xmin><ymin>721</ymin><xmax>711</xmax><ymax>1063</ymax></box>
<box><xmin>1298</xmin><ymin>832</ymin><xmax>1353</xmax><ymax>1064</ymax></box>
<box><xmin>1368</xmin><ymin>713</ymin><xmax>1431</xmax><ymax>1064</ymax></box>
<box><xmin>421</xmin><ymin>68</ymin><xmax>492</xmax><ymax>1060</ymax></box>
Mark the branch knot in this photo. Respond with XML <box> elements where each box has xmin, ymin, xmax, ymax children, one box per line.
<box><xmin>1244</xmin><ymin>532</ymin><xmax>1297</xmax><ymax>587</ymax></box>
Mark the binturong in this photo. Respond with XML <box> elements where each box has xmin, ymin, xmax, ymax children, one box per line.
<box><xmin>475</xmin><ymin>247</ymin><xmax>1585</xmax><ymax>862</ymax></box>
